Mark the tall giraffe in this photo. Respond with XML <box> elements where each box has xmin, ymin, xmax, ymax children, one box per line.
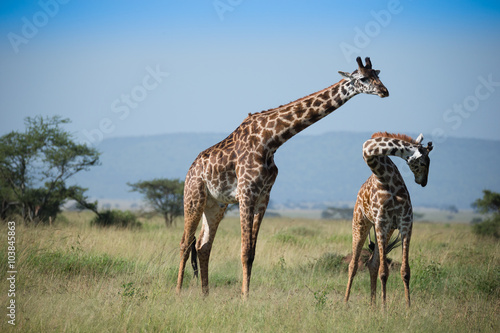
<box><xmin>176</xmin><ymin>57</ymin><xmax>389</xmax><ymax>298</ymax></box>
<box><xmin>344</xmin><ymin>132</ymin><xmax>433</xmax><ymax>307</ymax></box>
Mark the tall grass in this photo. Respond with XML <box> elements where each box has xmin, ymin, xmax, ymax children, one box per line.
<box><xmin>1</xmin><ymin>212</ymin><xmax>498</xmax><ymax>332</ymax></box>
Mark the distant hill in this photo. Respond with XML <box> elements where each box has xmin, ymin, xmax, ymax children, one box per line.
<box><xmin>71</xmin><ymin>132</ymin><xmax>500</xmax><ymax>209</ymax></box>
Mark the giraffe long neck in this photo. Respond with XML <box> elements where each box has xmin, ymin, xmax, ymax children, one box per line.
<box><xmin>258</xmin><ymin>79</ymin><xmax>359</xmax><ymax>152</ymax></box>
<box><xmin>362</xmin><ymin>137</ymin><xmax>419</xmax><ymax>181</ymax></box>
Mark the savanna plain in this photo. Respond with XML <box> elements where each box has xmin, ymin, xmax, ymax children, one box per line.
<box><xmin>1</xmin><ymin>212</ymin><xmax>499</xmax><ymax>332</ymax></box>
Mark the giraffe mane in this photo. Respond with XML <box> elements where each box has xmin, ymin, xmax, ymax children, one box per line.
<box><xmin>371</xmin><ymin>131</ymin><xmax>417</xmax><ymax>144</ymax></box>
<box><xmin>257</xmin><ymin>82</ymin><xmax>340</xmax><ymax>115</ymax></box>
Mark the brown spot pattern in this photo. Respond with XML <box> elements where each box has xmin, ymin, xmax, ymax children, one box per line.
<box><xmin>345</xmin><ymin>133</ymin><xmax>432</xmax><ymax>309</ymax></box>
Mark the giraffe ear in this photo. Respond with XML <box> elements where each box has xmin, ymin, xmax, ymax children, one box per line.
<box><xmin>338</xmin><ymin>71</ymin><xmax>353</xmax><ymax>80</ymax></box>
<box><xmin>415</xmin><ymin>133</ymin><xmax>424</xmax><ymax>144</ymax></box>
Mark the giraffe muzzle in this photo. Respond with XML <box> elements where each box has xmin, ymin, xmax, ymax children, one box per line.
<box><xmin>378</xmin><ymin>87</ymin><xmax>389</xmax><ymax>98</ymax></box>
<box><xmin>416</xmin><ymin>175</ymin><xmax>428</xmax><ymax>187</ymax></box>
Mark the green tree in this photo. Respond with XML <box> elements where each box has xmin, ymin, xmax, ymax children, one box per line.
<box><xmin>128</xmin><ymin>178</ymin><xmax>184</xmax><ymax>227</ymax></box>
<box><xmin>0</xmin><ymin>115</ymin><xmax>100</xmax><ymax>223</ymax></box>
<box><xmin>1</xmin><ymin>176</ymin><xmax>18</xmax><ymax>219</ymax></box>
<box><xmin>472</xmin><ymin>190</ymin><xmax>500</xmax><ymax>214</ymax></box>
<box><xmin>471</xmin><ymin>190</ymin><xmax>500</xmax><ymax>239</ymax></box>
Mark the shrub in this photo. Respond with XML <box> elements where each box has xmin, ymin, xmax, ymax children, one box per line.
<box><xmin>272</xmin><ymin>232</ymin><xmax>298</xmax><ymax>244</ymax></box>
<box><xmin>25</xmin><ymin>248</ymin><xmax>133</xmax><ymax>277</ymax></box>
<box><xmin>471</xmin><ymin>215</ymin><xmax>500</xmax><ymax>239</ymax></box>
<box><xmin>474</xmin><ymin>266</ymin><xmax>500</xmax><ymax>297</ymax></box>
<box><xmin>471</xmin><ymin>190</ymin><xmax>500</xmax><ymax>239</ymax></box>
<box><xmin>412</xmin><ymin>259</ymin><xmax>446</xmax><ymax>292</ymax></box>
<box><xmin>312</xmin><ymin>252</ymin><xmax>345</xmax><ymax>272</ymax></box>
<box><xmin>91</xmin><ymin>209</ymin><xmax>141</xmax><ymax>228</ymax></box>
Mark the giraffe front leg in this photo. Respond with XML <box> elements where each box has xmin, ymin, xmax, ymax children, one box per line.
<box><xmin>251</xmin><ymin>190</ymin><xmax>272</xmax><ymax>250</ymax></box>
<box><xmin>242</xmin><ymin>175</ymin><xmax>276</xmax><ymax>298</ymax></box>
<box><xmin>239</xmin><ymin>197</ymin><xmax>256</xmax><ymax>299</ymax></box>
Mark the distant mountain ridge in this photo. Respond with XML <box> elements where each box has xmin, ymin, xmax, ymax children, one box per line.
<box><xmin>71</xmin><ymin>131</ymin><xmax>500</xmax><ymax>209</ymax></box>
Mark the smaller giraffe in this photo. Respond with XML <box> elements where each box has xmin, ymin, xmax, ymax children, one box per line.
<box><xmin>344</xmin><ymin>132</ymin><xmax>433</xmax><ymax>308</ymax></box>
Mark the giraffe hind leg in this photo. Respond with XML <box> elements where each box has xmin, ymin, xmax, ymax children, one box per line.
<box><xmin>345</xmin><ymin>208</ymin><xmax>371</xmax><ymax>303</ymax></box>
<box><xmin>190</xmin><ymin>238</ymin><xmax>198</xmax><ymax>278</ymax></box>
<box><xmin>366</xmin><ymin>228</ymin><xmax>380</xmax><ymax>306</ymax></box>
<box><xmin>176</xmin><ymin>175</ymin><xmax>207</xmax><ymax>295</ymax></box>
<box><xmin>367</xmin><ymin>228</ymin><xmax>398</xmax><ymax>306</ymax></box>
<box><xmin>196</xmin><ymin>196</ymin><xmax>228</xmax><ymax>296</ymax></box>
<box><xmin>375</xmin><ymin>227</ymin><xmax>389</xmax><ymax>308</ymax></box>
<box><xmin>176</xmin><ymin>216</ymin><xmax>202</xmax><ymax>294</ymax></box>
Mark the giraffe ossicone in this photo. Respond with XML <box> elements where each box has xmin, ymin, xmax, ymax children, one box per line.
<box><xmin>344</xmin><ymin>132</ymin><xmax>433</xmax><ymax>308</ymax></box>
<box><xmin>176</xmin><ymin>57</ymin><xmax>389</xmax><ymax>298</ymax></box>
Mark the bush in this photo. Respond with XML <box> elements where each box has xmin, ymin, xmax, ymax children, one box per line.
<box><xmin>471</xmin><ymin>190</ymin><xmax>500</xmax><ymax>239</ymax></box>
<box><xmin>474</xmin><ymin>266</ymin><xmax>500</xmax><ymax>297</ymax></box>
<box><xmin>472</xmin><ymin>216</ymin><xmax>500</xmax><ymax>239</ymax></box>
<box><xmin>27</xmin><ymin>249</ymin><xmax>133</xmax><ymax>277</ymax></box>
<box><xmin>91</xmin><ymin>210</ymin><xmax>141</xmax><ymax>228</ymax></box>
<box><xmin>312</xmin><ymin>252</ymin><xmax>345</xmax><ymax>273</ymax></box>
<box><xmin>412</xmin><ymin>258</ymin><xmax>446</xmax><ymax>292</ymax></box>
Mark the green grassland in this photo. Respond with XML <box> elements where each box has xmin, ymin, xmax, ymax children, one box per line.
<box><xmin>1</xmin><ymin>212</ymin><xmax>499</xmax><ymax>332</ymax></box>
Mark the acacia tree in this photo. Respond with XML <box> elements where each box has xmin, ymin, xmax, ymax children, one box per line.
<box><xmin>128</xmin><ymin>178</ymin><xmax>184</xmax><ymax>227</ymax></box>
<box><xmin>0</xmin><ymin>115</ymin><xmax>100</xmax><ymax>223</ymax></box>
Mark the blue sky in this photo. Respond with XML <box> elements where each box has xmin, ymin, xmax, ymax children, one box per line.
<box><xmin>1</xmin><ymin>0</ymin><xmax>500</xmax><ymax>146</ymax></box>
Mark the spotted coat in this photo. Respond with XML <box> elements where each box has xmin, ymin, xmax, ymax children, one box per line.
<box><xmin>345</xmin><ymin>132</ymin><xmax>433</xmax><ymax>308</ymax></box>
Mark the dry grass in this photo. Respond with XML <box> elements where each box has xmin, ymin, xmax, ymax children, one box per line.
<box><xmin>1</xmin><ymin>212</ymin><xmax>499</xmax><ymax>332</ymax></box>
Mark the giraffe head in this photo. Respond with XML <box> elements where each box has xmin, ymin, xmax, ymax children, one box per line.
<box><xmin>407</xmin><ymin>134</ymin><xmax>433</xmax><ymax>187</ymax></box>
<box><xmin>338</xmin><ymin>57</ymin><xmax>389</xmax><ymax>98</ymax></box>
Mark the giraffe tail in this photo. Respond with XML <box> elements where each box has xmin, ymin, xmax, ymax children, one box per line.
<box><xmin>368</xmin><ymin>227</ymin><xmax>402</xmax><ymax>254</ymax></box>
<box><xmin>385</xmin><ymin>232</ymin><xmax>402</xmax><ymax>254</ymax></box>
<box><xmin>190</xmin><ymin>237</ymin><xmax>198</xmax><ymax>279</ymax></box>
